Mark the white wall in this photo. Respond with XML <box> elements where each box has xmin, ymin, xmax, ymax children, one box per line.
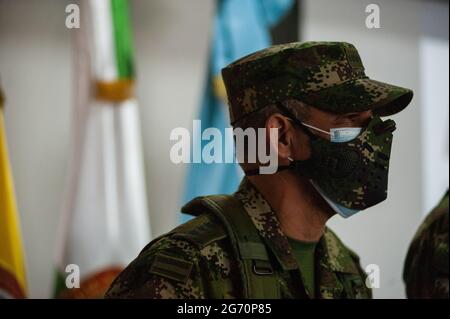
<box><xmin>0</xmin><ymin>0</ymin><xmax>447</xmax><ymax>299</ymax></box>
<box><xmin>419</xmin><ymin>0</ymin><xmax>449</xmax><ymax>216</ymax></box>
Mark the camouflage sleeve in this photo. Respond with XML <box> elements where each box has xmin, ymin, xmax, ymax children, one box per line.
<box><xmin>104</xmin><ymin>236</ymin><xmax>208</xmax><ymax>299</ymax></box>
<box><xmin>323</xmin><ymin>228</ymin><xmax>373</xmax><ymax>299</ymax></box>
<box><xmin>349</xmin><ymin>251</ymin><xmax>373</xmax><ymax>299</ymax></box>
<box><xmin>403</xmin><ymin>194</ymin><xmax>449</xmax><ymax>299</ymax></box>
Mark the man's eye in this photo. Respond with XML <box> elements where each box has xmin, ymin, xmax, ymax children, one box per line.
<box><xmin>347</xmin><ymin>113</ymin><xmax>361</xmax><ymax>121</ymax></box>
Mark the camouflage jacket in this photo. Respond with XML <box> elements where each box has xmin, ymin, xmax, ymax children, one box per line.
<box><xmin>403</xmin><ymin>190</ymin><xmax>449</xmax><ymax>299</ymax></box>
<box><xmin>105</xmin><ymin>179</ymin><xmax>372</xmax><ymax>299</ymax></box>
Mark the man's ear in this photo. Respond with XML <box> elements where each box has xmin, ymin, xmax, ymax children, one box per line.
<box><xmin>265</xmin><ymin>113</ymin><xmax>296</xmax><ymax>161</ymax></box>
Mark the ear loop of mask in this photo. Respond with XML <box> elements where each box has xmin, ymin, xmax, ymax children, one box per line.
<box><xmin>300</xmin><ymin>122</ymin><xmax>332</xmax><ymax>136</ymax></box>
<box><xmin>244</xmin><ymin>102</ymin><xmax>313</xmax><ymax>176</ymax></box>
<box><xmin>277</xmin><ymin>102</ymin><xmax>368</xmax><ymax>143</ymax></box>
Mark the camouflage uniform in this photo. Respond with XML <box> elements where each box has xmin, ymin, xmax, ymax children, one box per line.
<box><xmin>404</xmin><ymin>191</ymin><xmax>449</xmax><ymax>299</ymax></box>
<box><xmin>105</xmin><ymin>178</ymin><xmax>371</xmax><ymax>299</ymax></box>
<box><xmin>106</xmin><ymin>41</ymin><xmax>412</xmax><ymax>299</ymax></box>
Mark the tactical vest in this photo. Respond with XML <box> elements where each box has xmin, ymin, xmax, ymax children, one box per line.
<box><xmin>179</xmin><ymin>195</ymin><xmax>294</xmax><ymax>299</ymax></box>
<box><xmin>136</xmin><ymin>195</ymin><xmax>370</xmax><ymax>299</ymax></box>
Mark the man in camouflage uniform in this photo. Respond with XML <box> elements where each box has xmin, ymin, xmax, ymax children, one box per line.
<box><xmin>404</xmin><ymin>190</ymin><xmax>449</xmax><ymax>299</ymax></box>
<box><xmin>105</xmin><ymin>42</ymin><xmax>413</xmax><ymax>299</ymax></box>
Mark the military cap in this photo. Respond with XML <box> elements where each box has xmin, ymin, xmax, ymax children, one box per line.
<box><xmin>221</xmin><ymin>41</ymin><xmax>413</xmax><ymax>125</ymax></box>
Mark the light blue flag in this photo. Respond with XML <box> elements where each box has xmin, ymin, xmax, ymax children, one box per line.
<box><xmin>181</xmin><ymin>0</ymin><xmax>294</xmax><ymax>222</ymax></box>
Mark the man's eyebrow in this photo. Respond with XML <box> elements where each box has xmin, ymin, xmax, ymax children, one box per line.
<box><xmin>331</xmin><ymin>113</ymin><xmax>347</xmax><ymax>122</ymax></box>
<box><xmin>334</xmin><ymin>112</ymin><xmax>361</xmax><ymax>121</ymax></box>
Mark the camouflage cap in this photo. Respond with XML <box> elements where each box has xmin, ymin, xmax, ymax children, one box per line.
<box><xmin>221</xmin><ymin>41</ymin><xmax>413</xmax><ymax>125</ymax></box>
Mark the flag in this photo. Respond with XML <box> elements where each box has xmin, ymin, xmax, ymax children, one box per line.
<box><xmin>54</xmin><ymin>0</ymin><xmax>150</xmax><ymax>298</ymax></box>
<box><xmin>0</xmin><ymin>86</ymin><xmax>27</xmax><ymax>298</ymax></box>
<box><xmin>181</xmin><ymin>0</ymin><xmax>294</xmax><ymax>222</ymax></box>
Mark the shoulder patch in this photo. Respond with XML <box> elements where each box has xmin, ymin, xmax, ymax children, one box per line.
<box><xmin>172</xmin><ymin>213</ymin><xmax>227</xmax><ymax>249</ymax></box>
<box><xmin>149</xmin><ymin>253</ymin><xmax>193</xmax><ymax>283</ymax></box>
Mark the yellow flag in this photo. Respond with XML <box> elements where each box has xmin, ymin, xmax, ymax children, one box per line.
<box><xmin>0</xmin><ymin>89</ymin><xmax>27</xmax><ymax>298</ymax></box>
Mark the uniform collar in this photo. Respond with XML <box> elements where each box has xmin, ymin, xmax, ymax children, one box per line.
<box><xmin>317</xmin><ymin>228</ymin><xmax>361</xmax><ymax>275</ymax></box>
<box><xmin>234</xmin><ymin>177</ymin><xmax>360</xmax><ymax>275</ymax></box>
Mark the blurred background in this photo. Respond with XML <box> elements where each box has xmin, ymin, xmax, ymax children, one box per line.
<box><xmin>0</xmin><ymin>0</ymin><xmax>448</xmax><ymax>298</ymax></box>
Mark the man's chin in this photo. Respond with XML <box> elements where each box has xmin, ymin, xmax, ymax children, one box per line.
<box><xmin>302</xmin><ymin>179</ymin><xmax>337</xmax><ymax>218</ymax></box>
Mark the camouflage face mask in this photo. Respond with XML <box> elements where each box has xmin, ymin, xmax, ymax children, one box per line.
<box><xmin>289</xmin><ymin>115</ymin><xmax>397</xmax><ymax>210</ymax></box>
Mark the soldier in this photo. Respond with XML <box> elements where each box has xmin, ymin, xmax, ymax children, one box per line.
<box><xmin>403</xmin><ymin>190</ymin><xmax>449</xmax><ymax>299</ymax></box>
<box><xmin>105</xmin><ymin>41</ymin><xmax>413</xmax><ymax>299</ymax></box>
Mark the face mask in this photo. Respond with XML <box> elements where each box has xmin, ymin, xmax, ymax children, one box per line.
<box><xmin>297</xmin><ymin>121</ymin><xmax>362</xmax><ymax>217</ymax></box>
<box><xmin>288</xmin><ymin>115</ymin><xmax>396</xmax><ymax>211</ymax></box>
<box><xmin>310</xmin><ymin>180</ymin><xmax>360</xmax><ymax>218</ymax></box>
